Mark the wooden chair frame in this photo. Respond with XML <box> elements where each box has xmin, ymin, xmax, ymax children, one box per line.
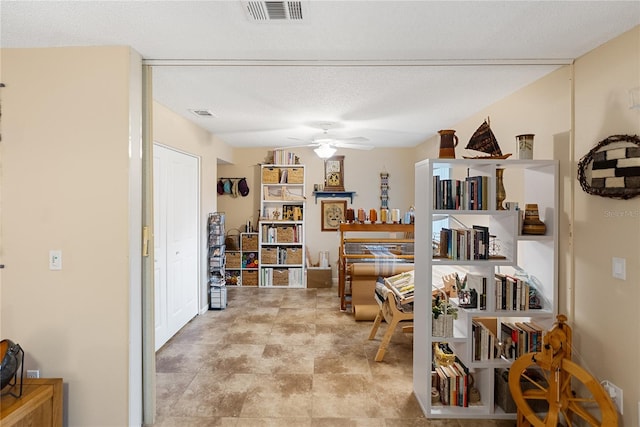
<box><xmin>368</xmin><ymin>285</ymin><xmax>414</xmax><ymax>362</ymax></box>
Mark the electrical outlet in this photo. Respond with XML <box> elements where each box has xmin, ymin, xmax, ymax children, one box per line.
<box><xmin>26</xmin><ymin>369</ymin><xmax>40</xmax><ymax>378</ymax></box>
<box><xmin>602</xmin><ymin>380</ymin><xmax>623</xmax><ymax>414</ymax></box>
<box><xmin>49</xmin><ymin>250</ymin><xmax>62</xmax><ymax>270</ymax></box>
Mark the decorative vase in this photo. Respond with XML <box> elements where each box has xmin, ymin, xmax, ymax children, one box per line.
<box><xmin>516</xmin><ymin>134</ymin><xmax>535</xmax><ymax>159</ymax></box>
<box><xmin>496</xmin><ymin>168</ymin><xmax>506</xmax><ymax>210</ymax></box>
<box><xmin>522</xmin><ymin>203</ymin><xmax>546</xmax><ymax>235</ymax></box>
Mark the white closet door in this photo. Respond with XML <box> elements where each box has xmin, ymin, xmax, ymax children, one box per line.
<box><xmin>154</xmin><ymin>144</ymin><xmax>199</xmax><ymax>351</ymax></box>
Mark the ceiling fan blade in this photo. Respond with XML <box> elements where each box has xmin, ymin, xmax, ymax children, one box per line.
<box><xmin>274</xmin><ymin>143</ymin><xmax>319</xmax><ymax>150</ymax></box>
<box><xmin>332</xmin><ymin>136</ymin><xmax>370</xmax><ymax>143</ymax></box>
<box><xmin>332</xmin><ymin>141</ymin><xmax>374</xmax><ymax>150</ymax></box>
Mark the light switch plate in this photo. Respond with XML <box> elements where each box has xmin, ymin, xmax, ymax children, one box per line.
<box><xmin>612</xmin><ymin>257</ymin><xmax>625</xmax><ymax>280</ymax></box>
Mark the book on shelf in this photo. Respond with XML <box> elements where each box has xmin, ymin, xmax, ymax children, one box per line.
<box><xmin>500</xmin><ymin>322</ymin><xmax>519</xmax><ymax>360</ymax></box>
<box><xmin>472</xmin><ymin>317</ymin><xmax>499</xmax><ymax>361</ymax></box>
<box><xmin>494</xmin><ymin>273</ymin><xmax>541</xmax><ymax>311</ymax></box>
<box><xmin>432</xmin><ymin>175</ymin><xmax>489</xmax><ymax>210</ymax></box>
<box><xmin>499</xmin><ymin>321</ymin><xmax>544</xmax><ymax>360</ymax></box>
<box><xmin>433</xmin><ymin>350</ymin><xmax>470</xmax><ymax>407</ymax></box>
<box><xmin>435</xmin><ymin>226</ymin><xmax>491</xmax><ymax>260</ymax></box>
<box><xmin>271</xmin><ymin>149</ymin><xmax>298</xmax><ymax>165</ymax></box>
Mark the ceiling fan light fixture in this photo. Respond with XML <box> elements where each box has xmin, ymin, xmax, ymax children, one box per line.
<box><xmin>314</xmin><ymin>145</ymin><xmax>336</xmax><ymax>158</ymax></box>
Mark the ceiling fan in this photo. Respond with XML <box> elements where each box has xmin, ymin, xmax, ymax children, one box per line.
<box><xmin>277</xmin><ymin>122</ymin><xmax>375</xmax><ymax>158</ymax></box>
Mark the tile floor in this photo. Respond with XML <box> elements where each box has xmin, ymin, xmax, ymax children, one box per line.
<box><xmin>152</xmin><ymin>286</ymin><xmax>515</xmax><ymax>427</ymax></box>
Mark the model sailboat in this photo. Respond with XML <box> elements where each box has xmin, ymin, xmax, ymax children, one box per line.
<box><xmin>464</xmin><ymin>118</ymin><xmax>511</xmax><ymax>159</ymax></box>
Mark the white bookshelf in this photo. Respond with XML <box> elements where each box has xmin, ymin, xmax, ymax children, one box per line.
<box><xmin>413</xmin><ymin>159</ymin><xmax>558</xmax><ymax>419</ymax></box>
<box><xmin>258</xmin><ymin>164</ymin><xmax>306</xmax><ymax>288</ymax></box>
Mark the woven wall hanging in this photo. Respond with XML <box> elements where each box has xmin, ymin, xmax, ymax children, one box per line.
<box><xmin>577</xmin><ymin>134</ymin><xmax>640</xmax><ymax>199</ymax></box>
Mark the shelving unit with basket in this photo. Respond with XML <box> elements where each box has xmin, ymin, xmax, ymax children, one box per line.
<box><xmin>413</xmin><ymin>159</ymin><xmax>558</xmax><ymax>420</ymax></box>
<box><xmin>258</xmin><ymin>164</ymin><xmax>306</xmax><ymax>287</ymax></box>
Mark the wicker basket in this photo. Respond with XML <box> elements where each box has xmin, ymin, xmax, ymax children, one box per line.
<box><xmin>262</xmin><ymin>167</ymin><xmax>280</xmax><ymax>184</ymax></box>
<box><xmin>287</xmin><ymin>167</ymin><xmax>304</xmax><ymax>184</ymax></box>
<box><xmin>226</xmin><ymin>252</ymin><xmax>241</xmax><ymax>269</ymax></box>
<box><xmin>241</xmin><ymin>234</ymin><xmax>258</xmax><ymax>251</ymax></box>
<box><xmin>276</xmin><ymin>226</ymin><xmax>295</xmax><ymax>243</ymax></box>
<box><xmin>273</xmin><ymin>269</ymin><xmax>289</xmax><ymax>286</ymax></box>
<box><xmin>285</xmin><ymin>247</ymin><xmax>303</xmax><ymax>264</ymax></box>
<box><xmin>225</xmin><ymin>270</ymin><xmax>240</xmax><ymax>286</ymax></box>
<box><xmin>261</xmin><ymin>247</ymin><xmax>277</xmax><ymax>264</ymax></box>
<box><xmin>243</xmin><ymin>270</ymin><xmax>258</xmax><ymax>287</ymax></box>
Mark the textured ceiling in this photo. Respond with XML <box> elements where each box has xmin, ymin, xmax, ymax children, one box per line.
<box><xmin>2</xmin><ymin>1</ymin><xmax>639</xmax><ymax>149</ymax></box>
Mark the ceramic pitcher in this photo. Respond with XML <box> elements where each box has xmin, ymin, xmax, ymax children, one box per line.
<box><xmin>438</xmin><ymin>129</ymin><xmax>459</xmax><ymax>159</ymax></box>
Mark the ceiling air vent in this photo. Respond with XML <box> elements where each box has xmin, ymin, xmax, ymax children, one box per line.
<box><xmin>189</xmin><ymin>109</ymin><xmax>216</xmax><ymax>118</ymax></box>
<box><xmin>242</xmin><ymin>1</ymin><xmax>304</xmax><ymax>21</ymax></box>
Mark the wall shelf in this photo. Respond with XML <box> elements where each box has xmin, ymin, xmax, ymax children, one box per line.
<box><xmin>312</xmin><ymin>191</ymin><xmax>356</xmax><ymax>204</ymax></box>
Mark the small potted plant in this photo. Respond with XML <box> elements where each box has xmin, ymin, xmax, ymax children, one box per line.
<box><xmin>432</xmin><ymin>294</ymin><xmax>457</xmax><ymax>337</ymax></box>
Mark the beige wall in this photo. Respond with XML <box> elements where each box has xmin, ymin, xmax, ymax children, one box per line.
<box><xmin>218</xmin><ymin>146</ymin><xmax>416</xmax><ymax>278</ymax></box>
<box><xmin>152</xmin><ymin>101</ymin><xmax>233</xmax><ymax>312</ymax></box>
<box><xmin>573</xmin><ymin>26</ymin><xmax>639</xmax><ymax>427</ymax></box>
<box><xmin>1</xmin><ymin>46</ymin><xmax>136</xmax><ymax>426</ymax></box>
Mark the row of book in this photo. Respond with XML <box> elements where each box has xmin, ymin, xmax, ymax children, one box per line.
<box><xmin>471</xmin><ymin>317</ymin><xmax>544</xmax><ymax>361</ymax></box>
<box><xmin>494</xmin><ymin>273</ymin><xmax>542</xmax><ymax>311</ymax></box>
<box><xmin>433</xmin><ymin>175</ymin><xmax>489</xmax><ymax>210</ymax></box>
<box><xmin>271</xmin><ymin>149</ymin><xmax>298</xmax><ymax>165</ymax></box>
<box><xmin>437</xmin><ymin>225</ymin><xmax>491</xmax><ymax>260</ymax></box>
<box><xmin>500</xmin><ymin>321</ymin><xmax>544</xmax><ymax>360</ymax></box>
<box><xmin>433</xmin><ymin>345</ymin><xmax>471</xmax><ymax>407</ymax></box>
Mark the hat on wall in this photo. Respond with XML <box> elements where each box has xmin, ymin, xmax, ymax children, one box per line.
<box><xmin>223</xmin><ymin>179</ymin><xmax>232</xmax><ymax>194</ymax></box>
<box><xmin>231</xmin><ymin>179</ymin><xmax>239</xmax><ymax>198</ymax></box>
<box><xmin>217</xmin><ymin>179</ymin><xmax>224</xmax><ymax>195</ymax></box>
<box><xmin>238</xmin><ymin>178</ymin><xmax>250</xmax><ymax>197</ymax></box>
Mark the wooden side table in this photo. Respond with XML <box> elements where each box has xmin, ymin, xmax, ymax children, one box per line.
<box><xmin>1</xmin><ymin>378</ymin><xmax>63</xmax><ymax>427</ymax></box>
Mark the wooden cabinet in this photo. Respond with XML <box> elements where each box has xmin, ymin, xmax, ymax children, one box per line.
<box><xmin>413</xmin><ymin>159</ymin><xmax>558</xmax><ymax>419</ymax></box>
<box><xmin>258</xmin><ymin>164</ymin><xmax>306</xmax><ymax>287</ymax></box>
<box><xmin>338</xmin><ymin>223</ymin><xmax>415</xmax><ymax>311</ymax></box>
<box><xmin>1</xmin><ymin>378</ymin><xmax>63</xmax><ymax>427</ymax></box>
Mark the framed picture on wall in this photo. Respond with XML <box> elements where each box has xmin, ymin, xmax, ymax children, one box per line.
<box><xmin>321</xmin><ymin>200</ymin><xmax>346</xmax><ymax>231</ymax></box>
